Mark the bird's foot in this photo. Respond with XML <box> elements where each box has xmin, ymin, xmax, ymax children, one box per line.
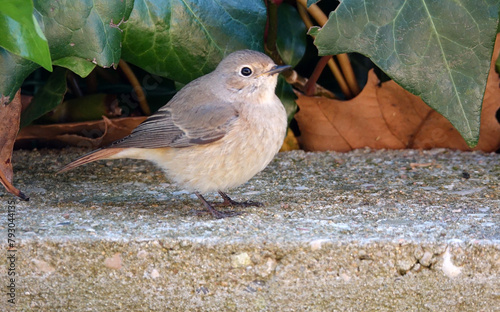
<box><xmin>212</xmin><ymin>191</ymin><xmax>264</xmax><ymax>208</ymax></box>
<box><xmin>194</xmin><ymin>192</ymin><xmax>243</xmax><ymax>219</ymax></box>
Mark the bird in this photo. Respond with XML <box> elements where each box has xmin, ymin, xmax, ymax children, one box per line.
<box><xmin>58</xmin><ymin>50</ymin><xmax>290</xmax><ymax>218</ymax></box>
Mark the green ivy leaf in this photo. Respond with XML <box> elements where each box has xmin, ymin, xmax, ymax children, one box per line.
<box><xmin>20</xmin><ymin>67</ymin><xmax>67</xmax><ymax>128</ymax></box>
<box><xmin>277</xmin><ymin>3</ymin><xmax>307</xmax><ymax>67</ymax></box>
<box><xmin>0</xmin><ymin>0</ymin><xmax>52</xmax><ymax>71</ymax></box>
<box><xmin>0</xmin><ymin>0</ymin><xmax>133</xmax><ymax>104</ymax></box>
<box><xmin>0</xmin><ymin>48</ymin><xmax>39</xmax><ymax>104</ymax></box>
<box><xmin>276</xmin><ymin>76</ymin><xmax>297</xmax><ymax>124</ymax></box>
<box><xmin>35</xmin><ymin>0</ymin><xmax>134</xmax><ymax>69</ymax></box>
<box><xmin>52</xmin><ymin>57</ymin><xmax>96</xmax><ymax>78</ymax></box>
<box><xmin>312</xmin><ymin>0</ymin><xmax>500</xmax><ymax>147</ymax></box>
<box><xmin>307</xmin><ymin>0</ymin><xmax>321</xmax><ymax>7</ymax></box>
<box><xmin>121</xmin><ymin>0</ymin><xmax>267</xmax><ymax>84</ymax></box>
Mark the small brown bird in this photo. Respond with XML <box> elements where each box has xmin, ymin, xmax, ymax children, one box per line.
<box><xmin>59</xmin><ymin>50</ymin><xmax>290</xmax><ymax>218</ymax></box>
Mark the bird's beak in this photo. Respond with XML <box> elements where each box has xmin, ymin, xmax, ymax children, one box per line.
<box><xmin>265</xmin><ymin>65</ymin><xmax>291</xmax><ymax>76</ymax></box>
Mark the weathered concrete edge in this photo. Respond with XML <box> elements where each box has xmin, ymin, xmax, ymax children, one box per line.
<box><xmin>10</xmin><ymin>237</ymin><xmax>500</xmax><ymax>311</ymax></box>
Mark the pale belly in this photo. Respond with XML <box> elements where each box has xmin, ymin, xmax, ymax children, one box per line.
<box><xmin>115</xmin><ymin>113</ymin><xmax>287</xmax><ymax>193</ymax></box>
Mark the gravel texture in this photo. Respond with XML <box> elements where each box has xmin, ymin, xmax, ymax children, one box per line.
<box><xmin>1</xmin><ymin>148</ymin><xmax>499</xmax><ymax>311</ymax></box>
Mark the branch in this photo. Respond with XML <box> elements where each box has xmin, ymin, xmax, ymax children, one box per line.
<box><xmin>297</xmin><ymin>0</ymin><xmax>360</xmax><ymax>96</ymax></box>
<box><xmin>119</xmin><ymin>60</ymin><xmax>151</xmax><ymax>116</ymax></box>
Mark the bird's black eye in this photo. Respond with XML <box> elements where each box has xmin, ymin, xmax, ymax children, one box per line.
<box><xmin>240</xmin><ymin>67</ymin><xmax>252</xmax><ymax>76</ymax></box>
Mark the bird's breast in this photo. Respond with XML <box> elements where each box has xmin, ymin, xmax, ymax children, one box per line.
<box><xmin>150</xmin><ymin>97</ymin><xmax>287</xmax><ymax>193</ymax></box>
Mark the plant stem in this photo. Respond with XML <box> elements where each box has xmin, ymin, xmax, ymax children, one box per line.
<box><xmin>285</xmin><ymin>69</ymin><xmax>336</xmax><ymax>98</ymax></box>
<box><xmin>327</xmin><ymin>58</ymin><xmax>353</xmax><ymax>98</ymax></box>
<box><xmin>336</xmin><ymin>54</ymin><xmax>360</xmax><ymax>95</ymax></box>
<box><xmin>297</xmin><ymin>3</ymin><xmax>352</xmax><ymax>98</ymax></box>
<box><xmin>297</xmin><ymin>0</ymin><xmax>360</xmax><ymax>96</ymax></box>
<box><xmin>305</xmin><ymin>55</ymin><xmax>332</xmax><ymax>96</ymax></box>
<box><xmin>296</xmin><ymin>3</ymin><xmax>314</xmax><ymax>30</ymax></box>
<box><xmin>265</xmin><ymin>0</ymin><xmax>282</xmax><ymax>65</ymax></box>
<box><xmin>265</xmin><ymin>1</ymin><xmax>335</xmax><ymax>98</ymax></box>
<box><xmin>297</xmin><ymin>0</ymin><xmax>327</xmax><ymax>24</ymax></box>
<box><xmin>66</xmin><ymin>72</ymin><xmax>83</xmax><ymax>97</ymax></box>
<box><xmin>118</xmin><ymin>60</ymin><xmax>151</xmax><ymax>116</ymax></box>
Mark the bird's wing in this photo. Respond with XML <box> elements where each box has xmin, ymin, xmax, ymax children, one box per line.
<box><xmin>108</xmin><ymin>100</ymin><xmax>239</xmax><ymax>149</ymax></box>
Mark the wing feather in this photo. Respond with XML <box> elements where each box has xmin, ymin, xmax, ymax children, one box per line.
<box><xmin>109</xmin><ymin>101</ymin><xmax>239</xmax><ymax>149</ymax></box>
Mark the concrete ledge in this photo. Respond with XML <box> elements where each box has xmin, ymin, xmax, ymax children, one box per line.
<box><xmin>3</xmin><ymin>148</ymin><xmax>499</xmax><ymax>311</ymax></box>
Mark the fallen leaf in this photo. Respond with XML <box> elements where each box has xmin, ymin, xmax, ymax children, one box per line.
<box><xmin>295</xmin><ymin>35</ymin><xmax>500</xmax><ymax>152</ymax></box>
<box><xmin>16</xmin><ymin>116</ymin><xmax>147</xmax><ymax>149</ymax></box>
<box><xmin>0</xmin><ymin>90</ymin><xmax>28</xmax><ymax>200</ymax></box>
<box><xmin>295</xmin><ymin>70</ymin><xmax>407</xmax><ymax>152</ymax></box>
<box><xmin>280</xmin><ymin>128</ymin><xmax>300</xmax><ymax>152</ymax></box>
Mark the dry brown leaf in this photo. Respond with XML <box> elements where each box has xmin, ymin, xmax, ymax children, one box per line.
<box><xmin>16</xmin><ymin>116</ymin><xmax>147</xmax><ymax>149</ymax></box>
<box><xmin>295</xmin><ymin>70</ymin><xmax>407</xmax><ymax>152</ymax></box>
<box><xmin>296</xmin><ymin>35</ymin><xmax>500</xmax><ymax>152</ymax></box>
<box><xmin>280</xmin><ymin>128</ymin><xmax>300</xmax><ymax>152</ymax></box>
<box><xmin>0</xmin><ymin>90</ymin><xmax>28</xmax><ymax>200</ymax></box>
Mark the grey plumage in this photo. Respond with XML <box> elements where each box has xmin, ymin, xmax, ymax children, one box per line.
<box><xmin>59</xmin><ymin>50</ymin><xmax>290</xmax><ymax>218</ymax></box>
<box><xmin>110</xmin><ymin>99</ymin><xmax>239</xmax><ymax>149</ymax></box>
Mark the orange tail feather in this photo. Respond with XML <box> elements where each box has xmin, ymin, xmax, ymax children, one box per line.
<box><xmin>57</xmin><ymin>148</ymin><xmax>124</xmax><ymax>174</ymax></box>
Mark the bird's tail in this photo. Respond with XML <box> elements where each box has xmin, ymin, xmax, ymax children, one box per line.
<box><xmin>57</xmin><ymin>148</ymin><xmax>124</xmax><ymax>174</ymax></box>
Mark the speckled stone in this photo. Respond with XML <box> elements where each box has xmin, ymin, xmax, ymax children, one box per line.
<box><xmin>1</xmin><ymin>147</ymin><xmax>499</xmax><ymax>311</ymax></box>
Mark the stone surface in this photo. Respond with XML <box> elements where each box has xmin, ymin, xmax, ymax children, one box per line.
<box><xmin>1</xmin><ymin>148</ymin><xmax>499</xmax><ymax>311</ymax></box>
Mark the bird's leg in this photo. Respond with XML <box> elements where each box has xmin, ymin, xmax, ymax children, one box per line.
<box><xmin>195</xmin><ymin>192</ymin><xmax>241</xmax><ymax>219</ymax></box>
<box><xmin>214</xmin><ymin>191</ymin><xmax>263</xmax><ymax>208</ymax></box>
